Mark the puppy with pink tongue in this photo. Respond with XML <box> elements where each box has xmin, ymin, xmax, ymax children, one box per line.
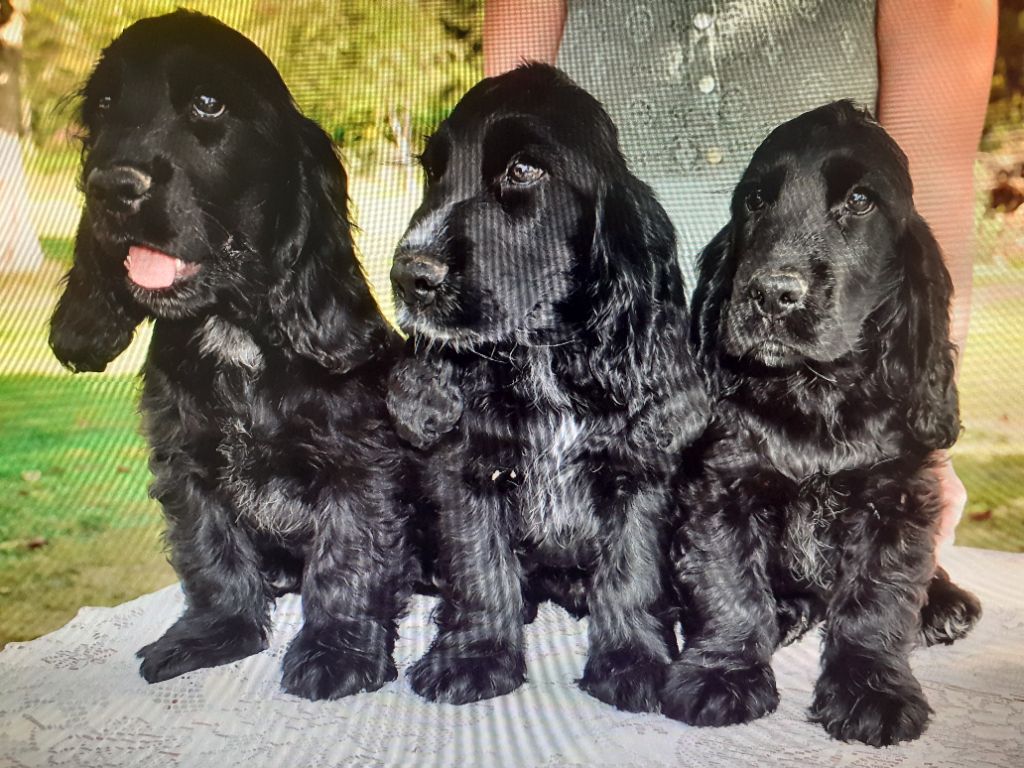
<box><xmin>48</xmin><ymin>11</ymin><xmax>415</xmax><ymax>704</ymax></box>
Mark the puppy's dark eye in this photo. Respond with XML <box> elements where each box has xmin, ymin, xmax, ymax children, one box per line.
<box><xmin>506</xmin><ymin>158</ymin><xmax>545</xmax><ymax>185</ymax></box>
<box><xmin>845</xmin><ymin>188</ymin><xmax>874</xmax><ymax>215</ymax></box>
<box><xmin>744</xmin><ymin>188</ymin><xmax>765</xmax><ymax>212</ymax></box>
<box><xmin>421</xmin><ymin>157</ymin><xmax>440</xmax><ymax>182</ymax></box>
<box><xmin>191</xmin><ymin>93</ymin><xmax>226</xmax><ymax>119</ymax></box>
<box><xmin>96</xmin><ymin>95</ymin><xmax>113</xmax><ymax>113</ymax></box>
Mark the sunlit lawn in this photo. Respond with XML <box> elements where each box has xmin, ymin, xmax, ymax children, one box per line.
<box><xmin>2</xmin><ymin>180</ymin><xmax>1023</xmax><ymax>647</ymax></box>
<box><xmin>0</xmin><ymin>374</ymin><xmax>174</xmax><ymax>646</ymax></box>
<box><xmin>949</xmin><ymin>272</ymin><xmax>1024</xmax><ymax>551</ymax></box>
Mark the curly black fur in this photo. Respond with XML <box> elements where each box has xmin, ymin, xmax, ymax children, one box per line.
<box><xmin>661</xmin><ymin>101</ymin><xmax>981</xmax><ymax>745</ymax></box>
<box><xmin>387</xmin><ymin>64</ymin><xmax>709</xmax><ymax>710</ymax></box>
<box><xmin>48</xmin><ymin>11</ymin><xmax>416</xmax><ymax>700</ymax></box>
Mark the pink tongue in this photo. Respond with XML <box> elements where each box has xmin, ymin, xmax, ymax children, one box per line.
<box><xmin>126</xmin><ymin>246</ymin><xmax>177</xmax><ymax>289</ymax></box>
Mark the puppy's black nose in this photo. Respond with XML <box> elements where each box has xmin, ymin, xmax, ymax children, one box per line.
<box><xmin>391</xmin><ymin>252</ymin><xmax>449</xmax><ymax>306</ymax></box>
<box><xmin>86</xmin><ymin>165</ymin><xmax>152</xmax><ymax>211</ymax></box>
<box><xmin>748</xmin><ymin>273</ymin><xmax>807</xmax><ymax>317</ymax></box>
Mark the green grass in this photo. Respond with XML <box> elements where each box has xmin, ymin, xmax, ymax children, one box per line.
<box><xmin>40</xmin><ymin>236</ymin><xmax>75</xmax><ymax>264</ymax></box>
<box><xmin>955</xmin><ymin>454</ymin><xmax>1024</xmax><ymax>550</ymax></box>
<box><xmin>949</xmin><ymin>276</ymin><xmax>1024</xmax><ymax>550</ymax></box>
<box><xmin>0</xmin><ymin>375</ymin><xmax>175</xmax><ymax>646</ymax></box>
<box><xmin>0</xmin><ymin>528</ymin><xmax>174</xmax><ymax>647</ymax></box>
<box><xmin>0</xmin><ymin>375</ymin><xmax>153</xmax><ymax>545</ymax></box>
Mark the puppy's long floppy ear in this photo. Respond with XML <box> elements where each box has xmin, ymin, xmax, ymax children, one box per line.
<box><xmin>268</xmin><ymin>117</ymin><xmax>393</xmax><ymax>373</ymax></box>
<box><xmin>880</xmin><ymin>216</ymin><xmax>960</xmax><ymax>449</ymax></box>
<box><xmin>689</xmin><ymin>224</ymin><xmax>735</xmax><ymax>368</ymax></box>
<box><xmin>49</xmin><ymin>215</ymin><xmax>145</xmax><ymax>373</ymax></box>
<box><xmin>574</xmin><ymin>176</ymin><xmax>709</xmax><ymax>452</ymax></box>
<box><xmin>386</xmin><ymin>344</ymin><xmax>464</xmax><ymax>450</ymax></box>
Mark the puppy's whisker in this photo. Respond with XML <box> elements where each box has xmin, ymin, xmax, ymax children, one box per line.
<box><xmin>803</xmin><ymin>362</ymin><xmax>838</xmax><ymax>384</ymax></box>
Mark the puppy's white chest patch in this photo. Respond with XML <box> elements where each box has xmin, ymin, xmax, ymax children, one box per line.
<box><xmin>520</xmin><ymin>412</ymin><xmax>595</xmax><ymax>546</ymax></box>
<box><xmin>197</xmin><ymin>316</ymin><xmax>264</xmax><ymax>370</ymax></box>
<box><xmin>782</xmin><ymin>487</ymin><xmax>842</xmax><ymax>590</ymax></box>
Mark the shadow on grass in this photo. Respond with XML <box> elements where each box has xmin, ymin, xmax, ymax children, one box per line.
<box><xmin>953</xmin><ymin>452</ymin><xmax>1024</xmax><ymax>552</ymax></box>
<box><xmin>0</xmin><ymin>526</ymin><xmax>175</xmax><ymax>647</ymax></box>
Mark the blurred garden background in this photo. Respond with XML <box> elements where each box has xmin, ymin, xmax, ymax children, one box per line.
<box><xmin>1</xmin><ymin>0</ymin><xmax>1022</xmax><ymax>648</ymax></box>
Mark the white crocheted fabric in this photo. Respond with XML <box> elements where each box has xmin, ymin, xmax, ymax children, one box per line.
<box><xmin>1</xmin><ymin>546</ymin><xmax>1022</xmax><ymax>767</ymax></box>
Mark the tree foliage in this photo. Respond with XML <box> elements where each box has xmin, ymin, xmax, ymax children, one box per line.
<box><xmin>22</xmin><ymin>0</ymin><xmax>482</xmax><ymax>161</ymax></box>
<box><xmin>988</xmin><ymin>0</ymin><xmax>1024</xmax><ymax>133</ymax></box>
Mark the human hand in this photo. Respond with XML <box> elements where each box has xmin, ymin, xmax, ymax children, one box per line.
<box><xmin>932</xmin><ymin>450</ymin><xmax>967</xmax><ymax>555</ymax></box>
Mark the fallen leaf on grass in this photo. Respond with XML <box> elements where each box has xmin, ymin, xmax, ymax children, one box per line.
<box><xmin>0</xmin><ymin>537</ymin><xmax>48</xmax><ymax>551</ymax></box>
<box><xmin>115</xmin><ymin>465</ymin><xmax>131</xmax><ymax>474</ymax></box>
<box><xmin>20</xmin><ymin>470</ymin><xmax>41</xmax><ymax>483</ymax></box>
<box><xmin>969</xmin><ymin>509</ymin><xmax>994</xmax><ymax>522</ymax></box>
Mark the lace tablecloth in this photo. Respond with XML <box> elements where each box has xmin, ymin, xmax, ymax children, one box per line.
<box><xmin>2</xmin><ymin>546</ymin><xmax>1022</xmax><ymax>768</ymax></box>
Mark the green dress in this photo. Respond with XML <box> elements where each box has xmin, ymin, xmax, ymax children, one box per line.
<box><xmin>557</xmin><ymin>0</ymin><xmax>878</xmax><ymax>289</ymax></box>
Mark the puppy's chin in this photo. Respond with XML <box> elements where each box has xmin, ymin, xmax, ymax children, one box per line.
<box><xmin>723</xmin><ymin>329</ymin><xmax>861</xmax><ymax>376</ymax></box>
<box><xmin>747</xmin><ymin>340</ymin><xmax>803</xmax><ymax>369</ymax></box>
<box><xmin>125</xmin><ymin>275</ymin><xmax>220</xmax><ymax>320</ymax></box>
<box><xmin>398</xmin><ymin>301</ymin><xmax>566</xmax><ymax>353</ymax></box>
<box><xmin>722</xmin><ymin>305</ymin><xmax>860</xmax><ymax>371</ymax></box>
<box><xmin>399</xmin><ymin>316</ymin><xmax>509</xmax><ymax>352</ymax></box>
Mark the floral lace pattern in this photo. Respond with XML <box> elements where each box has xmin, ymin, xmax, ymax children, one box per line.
<box><xmin>1</xmin><ymin>547</ymin><xmax>1022</xmax><ymax>767</ymax></box>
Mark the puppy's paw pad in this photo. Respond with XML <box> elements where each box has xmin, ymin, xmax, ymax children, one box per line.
<box><xmin>281</xmin><ymin>631</ymin><xmax>396</xmax><ymax>700</ymax></box>
<box><xmin>408</xmin><ymin>644</ymin><xmax>525</xmax><ymax>705</ymax></box>
<box><xmin>810</xmin><ymin>673</ymin><xmax>930</xmax><ymax>746</ymax></box>
<box><xmin>661</xmin><ymin>658</ymin><xmax>778</xmax><ymax>726</ymax></box>
<box><xmin>137</xmin><ymin>616</ymin><xmax>266</xmax><ymax>683</ymax></box>
<box><xmin>920</xmin><ymin>585</ymin><xmax>981</xmax><ymax>647</ymax></box>
<box><xmin>579</xmin><ymin>649</ymin><xmax>666</xmax><ymax>713</ymax></box>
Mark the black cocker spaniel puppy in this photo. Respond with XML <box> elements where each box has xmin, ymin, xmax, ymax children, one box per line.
<box><xmin>661</xmin><ymin>101</ymin><xmax>981</xmax><ymax>745</ymax></box>
<box><xmin>386</xmin><ymin>63</ymin><xmax>709</xmax><ymax>711</ymax></box>
<box><xmin>49</xmin><ymin>11</ymin><xmax>414</xmax><ymax>700</ymax></box>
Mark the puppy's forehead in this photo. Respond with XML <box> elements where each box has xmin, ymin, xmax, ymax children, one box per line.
<box><xmin>95</xmin><ymin>12</ymin><xmax>286</xmax><ymax>97</ymax></box>
<box><xmin>443</xmin><ymin>64</ymin><xmax>615</xmax><ymax>152</ymax></box>
<box><xmin>745</xmin><ymin>125</ymin><xmax>911</xmax><ymax>201</ymax></box>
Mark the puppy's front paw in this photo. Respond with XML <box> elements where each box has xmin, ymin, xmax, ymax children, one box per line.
<box><xmin>920</xmin><ymin>578</ymin><xmax>981</xmax><ymax>647</ymax></box>
<box><xmin>281</xmin><ymin>626</ymin><xmax>397</xmax><ymax>700</ymax></box>
<box><xmin>660</xmin><ymin>656</ymin><xmax>778</xmax><ymax>726</ymax></box>
<box><xmin>810</xmin><ymin>666</ymin><xmax>931</xmax><ymax>746</ymax></box>
<box><xmin>408</xmin><ymin>639</ymin><xmax>525</xmax><ymax>704</ymax></box>
<box><xmin>137</xmin><ymin>614</ymin><xmax>267</xmax><ymax>683</ymax></box>
<box><xmin>579</xmin><ymin>648</ymin><xmax>667</xmax><ymax>713</ymax></box>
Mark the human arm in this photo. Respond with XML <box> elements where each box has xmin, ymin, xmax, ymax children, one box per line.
<box><xmin>876</xmin><ymin>0</ymin><xmax>997</xmax><ymax>352</ymax></box>
<box><xmin>876</xmin><ymin>0</ymin><xmax>998</xmax><ymax>547</ymax></box>
<box><xmin>483</xmin><ymin>0</ymin><xmax>567</xmax><ymax>77</ymax></box>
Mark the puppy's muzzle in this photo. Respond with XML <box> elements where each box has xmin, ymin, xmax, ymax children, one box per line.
<box><xmin>746</xmin><ymin>272</ymin><xmax>808</xmax><ymax>318</ymax></box>
<box><xmin>87</xmin><ymin>165</ymin><xmax>152</xmax><ymax>214</ymax></box>
<box><xmin>392</xmin><ymin>252</ymin><xmax>449</xmax><ymax>307</ymax></box>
